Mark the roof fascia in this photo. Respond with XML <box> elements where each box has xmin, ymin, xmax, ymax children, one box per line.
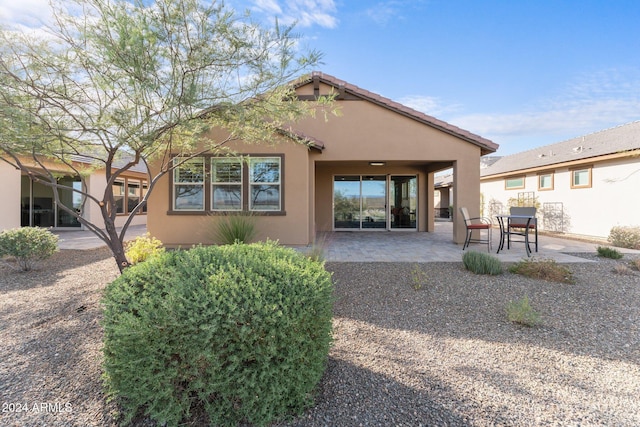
<box><xmin>481</xmin><ymin>149</ymin><xmax>640</xmax><ymax>180</ymax></box>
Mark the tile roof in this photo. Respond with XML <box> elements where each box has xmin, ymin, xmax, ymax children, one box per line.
<box><xmin>294</xmin><ymin>72</ymin><xmax>499</xmax><ymax>155</ymax></box>
<box><xmin>481</xmin><ymin>120</ymin><xmax>640</xmax><ymax>177</ymax></box>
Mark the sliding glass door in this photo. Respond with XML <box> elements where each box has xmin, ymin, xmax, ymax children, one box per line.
<box><xmin>333</xmin><ymin>175</ymin><xmax>416</xmax><ymax>230</ymax></box>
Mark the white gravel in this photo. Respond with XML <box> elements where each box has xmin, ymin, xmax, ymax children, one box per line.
<box><xmin>1</xmin><ymin>249</ymin><xmax>639</xmax><ymax>426</ymax></box>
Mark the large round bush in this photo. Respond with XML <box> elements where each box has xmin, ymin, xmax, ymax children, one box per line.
<box><xmin>102</xmin><ymin>241</ymin><xmax>334</xmax><ymax>427</ymax></box>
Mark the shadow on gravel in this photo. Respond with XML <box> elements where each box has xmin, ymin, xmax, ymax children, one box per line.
<box><xmin>277</xmin><ymin>357</ymin><xmax>472</xmax><ymax>427</ymax></box>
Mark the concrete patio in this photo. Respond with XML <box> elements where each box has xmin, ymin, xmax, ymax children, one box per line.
<box><xmin>54</xmin><ymin>221</ymin><xmax>640</xmax><ymax>263</ymax></box>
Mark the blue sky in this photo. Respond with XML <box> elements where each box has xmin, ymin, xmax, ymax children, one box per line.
<box><xmin>3</xmin><ymin>0</ymin><xmax>640</xmax><ymax>155</ymax></box>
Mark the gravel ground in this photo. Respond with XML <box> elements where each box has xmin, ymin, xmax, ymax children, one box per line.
<box><xmin>1</xmin><ymin>248</ymin><xmax>639</xmax><ymax>426</ymax></box>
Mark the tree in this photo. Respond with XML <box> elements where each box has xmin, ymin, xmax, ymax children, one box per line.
<box><xmin>0</xmin><ymin>0</ymin><xmax>332</xmax><ymax>272</ymax></box>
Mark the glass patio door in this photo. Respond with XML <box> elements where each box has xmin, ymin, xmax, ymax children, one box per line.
<box><xmin>333</xmin><ymin>175</ymin><xmax>387</xmax><ymax>230</ymax></box>
<box><xmin>390</xmin><ymin>176</ymin><xmax>417</xmax><ymax>229</ymax></box>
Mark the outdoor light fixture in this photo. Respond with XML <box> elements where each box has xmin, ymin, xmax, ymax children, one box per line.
<box><xmin>369</xmin><ymin>161</ymin><xmax>385</xmax><ymax>166</ymax></box>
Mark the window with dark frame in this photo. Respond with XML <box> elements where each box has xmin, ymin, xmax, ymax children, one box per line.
<box><xmin>171</xmin><ymin>155</ymin><xmax>284</xmax><ymax>214</ymax></box>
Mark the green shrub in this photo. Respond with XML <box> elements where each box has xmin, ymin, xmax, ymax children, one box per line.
<box><xmin>102</xmin><ymin>241</ymin><xmax>333</xmax><ymax>427</ymax></box>
<box><xmin>124</xmin><ymin>233</ymin><xmax>165</xmax><ymax>265</ymax></box>
<box><xmin>462</xmin><ymin>250</ymin><xmax>503</xmax><ymax>275</ymax></box>
<box><xmin>0</xmin><ymin>227</ymin><xmax>58</xmax><ymax>271</ymax></box>
<box><xmin>608</xmin><ymin>226</ymin><xmax>640</xmax><ymax>250</ymax></box>
<box><xmin>596</xmin><ymin>245</ymin><xmax>623</xmax><ymax>259</ymax></box>
<box><xmin>508</xmin><ymin>258</ymin><xmax>573</xmax><ymax>283</ymax></box>
<box><xmin>211</xmin><ymin>212</ymin><xmax>258</xmax><ymax>244</ymax></box>
<box><xmin>506</xmin><ymin>296</ymin><xmax>540</xmax><ymax>327</ymax></box>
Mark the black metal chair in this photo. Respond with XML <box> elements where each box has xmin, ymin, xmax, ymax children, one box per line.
<box><xmin>460</xmin><ymin>207</ymin><xmax>492</xmax><ymax>252</ymax></box>
<box><xmin>508</xmin><ymin>207</ymin><xmax>538</xmax><ymax>253</ymax></box>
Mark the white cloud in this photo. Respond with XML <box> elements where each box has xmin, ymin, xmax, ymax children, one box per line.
<box><xmin>398</xmin><ymin>95</ymin><xmax>463</xmax><ymax>117</ymax></box>
<box><xmin>0</xmin><ymin>0</ymin><xmax>53</xmax><ymax>28</ymax></box>
<box><xmin>248</xmin><ymin>0</ymin><xmax>338</xmax><ymax>28</ymax></box>
<box><xmin>448</xmin><ymin>68</ymin><xmax>640</xmax><ymax>149</ymax></box>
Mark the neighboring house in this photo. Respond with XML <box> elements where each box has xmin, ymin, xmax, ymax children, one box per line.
<box><xmin>481</xmin><ymin>121</ymin><xmax>640</xmax><ymax>239</ymax></box>
<box><xmin>146</xmin><ymin>72</ymin><xmax>498</xmax><ymax>246</ymax></box>
<box><xmin>0</xmin><ymin>155</ymin><xmax>148</xmax><ymax>231</ymax></box>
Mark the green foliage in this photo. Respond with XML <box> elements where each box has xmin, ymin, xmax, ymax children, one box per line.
<box><xmin>102</xmin><ymin>241</ymin><xmax>334</xmax><ymax>427</ymax></box>
<box><xmin>124</xmin><ymin>233</ymin><xmax>165</xmax><ymax>264</ymax></box>
<box><xmin>608</xmin><ymin>226</ymin><xmax>640</xmax><ymax>250</ymax></box>
<box><xmin>462</xmin><ymin>250</ymin><xmax>504</xmax><ymax>275</ymax></box>
<box><xmin>508</xmin><ymin>258</ymin><xmax>574</xmax><ymax>284</ymax></box>
<box><xmin>211</xmin><ymin>212</ymin><xmax>258</xmax><ymax>244</ymax></box>
<box><xmin>410</xmin><ymin>264</ymin><xmax>427</xmax><ymax>290</ymax></box>
<box><xmin>0</xmin><ymin>0</ymin><xmax>335</xmax><ymax>272</ymax></box>
<box><xmin>596</xmin><ymin>245</ymin><xmax>623</xmax><ymax>260</ymax></box>
<box><xmin>0</xmin><ymin>227</ymin><xmax>58</xmax><ymax>271</ymax></box>
<box><xmin>506</xmin><ymin>296</ymin><xmax>540</xmax><ymax>327</ymax></box>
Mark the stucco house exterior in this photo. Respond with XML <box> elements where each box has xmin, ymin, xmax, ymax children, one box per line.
<box><xmin>0</xmin><ymin>156</ymin><xmax>148</xmax><ymax>232</ymax></box>
<box><xmin>147</xmin><ymin>72</ymin><xmax>498</xmax><ymax>246</ymax></box>
<box><xmin>480</xmin><ymin>121</ymin><xmax>640</xmax><ymax>239</ymax></box>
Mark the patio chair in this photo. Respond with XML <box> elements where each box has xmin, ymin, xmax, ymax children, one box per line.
<box><xmin>508</xmin><ymin>206</ymin><xmax>538</xmax><ymax>252</ymax></box>
<box><xmin>460</xmin><ymin>207</ymin><xmax>492</xmax><ymax>252</ymax></box>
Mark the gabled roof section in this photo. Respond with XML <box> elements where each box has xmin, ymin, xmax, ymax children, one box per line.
<box><xmin>293</xmin><ymin>72</ymin><xmax>499</xmax><ymax>155</ymax></box>
<box><xmin>481</xmin><ymin>121</ymin><xmax>640</xmax><ymax>178</ymax></box>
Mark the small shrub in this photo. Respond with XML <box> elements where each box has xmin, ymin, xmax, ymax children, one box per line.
<box><xmin>632</xmin><ymin>258</ymin><xmax>640</xmax><ymax>271</ymax></box>
<box><xmin>506</xmin><ymin>296</ymin><xmax>540</xmax><ymax>327</ymax></box>
<box><xmin>125</xmin><ymin>233</ymin><xmax>164</xmax><ymax>265</ymax></box>
<box><xmin>211</xmin><ymin>212</ymin><xmax>257</xmax><ymax>244</ymax></box>
<box><xmin>596</xmin><ymin>245</ymin><xmax>623</xmax><ymax>259</ymax></box>
<box><xmin>608</xmin><ymin>226</ymin><xmax>640</xmax><ymax>250</ymax></box>
<box><xmin>508</xmin><ymin>258</ymin><xmax>573</xmax><ymax>283</ymax></box>
<box><xmin>307</xmin><ymin>233</ymin><xmax>330</xmax><ymax>262</ymax></box>
<box><xmin>410</xmin><ymin>264</ymin><xmax>427</xmax><ymax>290</ymax></box>
<box><xmin>613</xmin><ymin>264</ymin><xmax>633</xmax><ymax>275</ymax></box>
<box><xmin>462</xmin><ymin>250</ymin><xmax>503</xmax><ymax>275</ymax></box>
<box><xmin>0</xmin><ymin>227</ymin><xmax>58</xmax><ymax>271</ymax></box>
<box><xmin>102</xmin><ymin>241</ymin><xmax>333</xmax><ymax>427</ymax></box>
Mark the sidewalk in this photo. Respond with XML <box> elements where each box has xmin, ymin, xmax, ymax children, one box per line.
<box><xmin>54</xmin><ymin>224</ymin><xmax>148</xmax><ymax>250</ymax></box>
<box><xmin>54</xmin><ymin>222</ymin><xmax>640</xmax><ymax>263</ymax></box>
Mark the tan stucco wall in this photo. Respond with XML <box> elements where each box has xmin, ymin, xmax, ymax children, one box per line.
<box><xmin>146</xmin><ymin>80</ymin><xmax>487</xmax><ymax>246</ymax></box>
<box><xmin>480</xmin><ymin>156</ymin><xmax>640</xmax><ymax>239</ymax></box>
<box><xmin>146</xmin><ymin>136</ymin><xmax>313</xmax><ymax>246</ymax></box>
<box><xmin>297</xmin><ymin>97</ymin><xmax>480</xmax><ymax>243</ymax></box>
<box><xmin>0</xmin><ymin>161</ymin><xmax>21</xmax><ymax>231</ymax></box>
<box><xmin>87</xmin><ymin>170</ymin><xmax>148</xmax><ymax>229</ymax></box>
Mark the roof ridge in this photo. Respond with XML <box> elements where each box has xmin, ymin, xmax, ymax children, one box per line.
<box><xmin>296</xmin><ymin>71</ymin><xmax>498</xmax><ymax>154</ymax></box>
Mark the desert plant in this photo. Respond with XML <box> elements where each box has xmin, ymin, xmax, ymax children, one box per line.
<box><xmin>613</xmin><ymin>264</ymin><xmax>633</xmax><ymax>275</ymax></box>
<box><xmin>508</xmin><ymin>258</ymin><xmax>573</xmax><ymax>283</ymax></box>
<box><xmin>124</xmin><ymin>233</ymin><xmax>165</xmax><ymax>265</ymax></box>
<box><xmin>596</xmin><ymin>245</ymin><xmax>623</xmax><ymax>259</ymax></box>
<box><xmin>211</xmin><ymin>212</ymin><xmax>258</xmax><ymax>244</ymax></box>
<box><xmin>102</xmin><ymin>241</ymin><xmax>333</xmax><ymax>427</ymax></box>
<box><xmin>608</xmin><ymin>226</ymin><xmax>640</xmax><ymax>250</ymax></box>
<box><xmin>632</xmin><ymin>258</ymin><xmax>640</xmax><ymax>271</ymax></box>
<box><xmin>506</xmin><ymin>296</ymin><xmax>540</xmax><ymax>327</ymax></box>
<box><xmin>410</xmin><ymin>264</ymin><xmax>428</xmax><ymax>290</ymax></box>
<box><xmin>0</xmin><ymin>227</ymin><xmax>58</xmax><ymax>271</ymax></box>
<box><xmin>462</xmin><ymin>250</ymin><xmax>503</xmax><ymax>275</ymax></box>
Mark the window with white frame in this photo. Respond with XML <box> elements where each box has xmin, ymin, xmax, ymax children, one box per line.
<box><xmin>249</xmin><ymin>157</ymin><xmax>281</xmax><ymax>211</ymax></box>
<box><xmin>171</xmin><ymin>155</ymin><xmax>283</xmax><ymax>213</ymax></box>
<box><xmin>173</xmin><ymin>157</ymin><xmax>205</xmax><ymax>211</ymax></box>
<box><xmin>211</xmin><ymin>158</ymin><xmax>242</xmax><ymax>211</ymax></box>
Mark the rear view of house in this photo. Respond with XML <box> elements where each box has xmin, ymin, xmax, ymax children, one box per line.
<box><xmin>147</xmin><ymin>72</ymin><xmax>498</xmax><ymax>246</ymax></box>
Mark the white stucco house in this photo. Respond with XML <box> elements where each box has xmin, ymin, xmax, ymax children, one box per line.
<box><xmin>480</xmin><ymin>121</ymin><xmax>640</xmax><ymax>240</ymax></box>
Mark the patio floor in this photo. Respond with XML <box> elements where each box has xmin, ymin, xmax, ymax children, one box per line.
<box><xmin>54</xmin><ymin>222</ymin><xmax>640</xmax><ymax>263</ymax></box>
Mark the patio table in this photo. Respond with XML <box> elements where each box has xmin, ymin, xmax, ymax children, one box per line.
<box><xmin>496</xmin><ymin>214</ymin><xmax>536</xmax><ymax>257</ymax></box>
